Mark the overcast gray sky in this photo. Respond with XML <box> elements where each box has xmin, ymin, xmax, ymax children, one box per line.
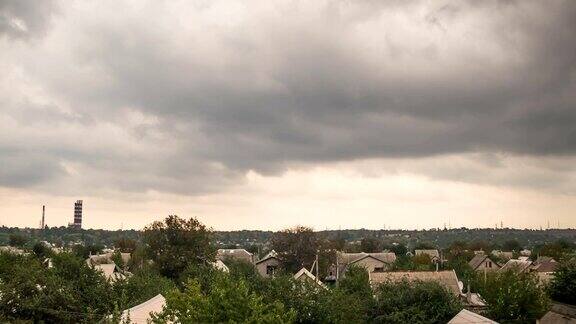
<box><xmin>1</xmin><ymin>0</ymin><xmax>575</xmax><ymax>230</ymax></box>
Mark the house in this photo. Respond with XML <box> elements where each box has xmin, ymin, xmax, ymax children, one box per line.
<box><xmin>533</xmin><ymin>258</ymin><xmax>558</xmax><ymax>284</ymax></box>
<box><xmin>294</xmin><ymin>268</ymin><xmax>326</xmax><ymax>289</ymax></box>
<box><xmin>255</xmin><ymin>250</ymin><xmax>280</xmax><ymax>277</ymax></box>
<box><xmin>216</xmin><ymin>248</ymin><xmax>254</xmax><ymax>264</ymax></box>
<box><xmin>211</xmin><ymin>259</ymin><xmax>230</xmax><ymax>272</ymax></box>
<box><xmin>536</xmin><ymin>256</ymin><xmax>557</xmax><ymax>264</ymax></box>
<box><xmin>469</xmin><ymin>254</ymin><xmax>500</xmax><ymax>272</ymax></box>
<box><xmin>93</xmin><ymin>263</ymin><xmax>127</xmax><ymax>282</ymax></box>
<box><xmin>448</xmin><ymin>309</ymin><xmax>497</xmax><ymax>323</ymax></box>
<box><xmin>336</xmin><ymin>252</ymin><xmax>397</xmax><ymax>277</ymax></box>
<box><xmin>499</xmin><ymin>259</ymin><xmax>533</xmax><ymax>273</ymax></box>
<box><xmin>369</xmin><ymin>270</ymin><xmax>461</xmax><ymax>296</ymax></box>
<box><xmin>121</xmin><ymin>294</ymin><xmax>166</xmax><ymax>324</ymax></box>
<box><xmin>415</xmin><ymin>249</ymin><xmax>440</xmax><ymax>263</ymax></box>
<box><xmin>86</xmin><ymin>252</ymin><xmax>131</xmax><ymax>268</ymax></box>
<box><xmin>538</xmin><ymin>302</ymin><xmax>576</xmax><ymax>323</ymax></box>
<box><xmin>520</xmin><ymin>249</ymin><xmax>532</xmax><ymax>256</ymax></box>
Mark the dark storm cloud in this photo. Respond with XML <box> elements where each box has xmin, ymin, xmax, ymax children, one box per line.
<box><xmin>1</xmin><ymin>0</ymin><xmax>576</xmax><ymax>194</ymax></box>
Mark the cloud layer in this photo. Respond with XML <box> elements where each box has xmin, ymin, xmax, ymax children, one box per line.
<box><xmin>1</xmin><ymin>0</ymin><xmax>576</xmax><ymax>199</ymax></box>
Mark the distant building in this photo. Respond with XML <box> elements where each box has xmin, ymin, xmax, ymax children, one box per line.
<box><xmin>68</xmin><ymin>200</ymin><xmax>83</xmax><ymax>229</ymax></box>
<box><xmin>335</xmin><ymin>252</ymin><xmax>397</xmax><ymax>279</ymax></box>
<box><xmin>469</xmin><ymin>254</ymin><xmax>501</xmax><ymax>272</ymax></box>
<box><xmin>255</xmin><ymin>250</ymin><xmax>280</xmax><ymax>278</ymax></box>
<box><xmin>216</xmin><ymin>248</ymin><xmax>254</xmax><ymax>264</ymax></box>
<box><xmin>499</xmin><ymin>259</ymin><xmax>533</xmax><ymax>273</ymax></box>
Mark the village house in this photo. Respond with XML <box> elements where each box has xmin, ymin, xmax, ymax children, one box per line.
<box><xmin>499</xmin><ymin>259</ymin><xmax>533</xmax><ymax>273</ymax></box>
<box><xmin>469</xmin><ymin>254</ymin><xmax>501</xmax><ymax>272</ymax></box>
<box><xmin>216</xmin><ymin>248</ymin><xmax>254</xmax><ymax>264</ymax></box>
<box><xmin>335</xmin><ymin>252</ymin><xmax>397</xmax><ymax>279</ymax></box>
<box><xmin>533</xmin><ymin>257</ymin><xmax>558</xmax><ymax>283</ymax></box>
<box><xmin>86</xmin><ymin>252</ymin><xmax>131</xmax><ymax>269</ymax></box>
<box><xmin>255</xmin><ymin>250</ymin><xmax>280</xmax><ymax>278</ymax></box>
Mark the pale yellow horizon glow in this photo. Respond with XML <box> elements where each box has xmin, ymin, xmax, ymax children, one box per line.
<box><xmin>1</xmin><ymin>159</ymin><xmax>575</xmax><ymax>231</ymax></box>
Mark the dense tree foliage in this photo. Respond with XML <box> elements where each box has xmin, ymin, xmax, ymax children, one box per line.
<box><xmin>271</xmin><ymin>226</ymin><xmax>318</xmax><ymax>274</ymax></box>
<box><xmin>153</xmin><ymin>274</ymin><xmax>295</xmax><ymax>323</ymax></box>
<box><xmin>548</xmin><ymin>258</ymin><xmax>576</xmax><ymax>305</ymax></box>
<box><xmin>373</xmin><ymin>280</ymin><xmax>461</xmax><ymax>324</ymax></box>
<box><xmin>474</xmin><ymin>270</ymin><xmax>549</xmax><ymax>323</ymax></box>
<box><xmin>1</xmin><ymin>218</ymin><xmax>574</xmax><ymax>323</ymax></box>
<box><xmin>360</xmin><ymin>237</ymin><xmax>382</xmax><ymax>253</ymax></box>
<box><xmin>143</xmin><ymin>215</ymin><xmax>216</xmax><ymax>279</ymax></box>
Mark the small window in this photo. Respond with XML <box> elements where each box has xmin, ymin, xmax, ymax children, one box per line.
<box><xmin>266</xmin><ymin>265</ymin><xmax>276</xmax><ymax>275</ymax></box>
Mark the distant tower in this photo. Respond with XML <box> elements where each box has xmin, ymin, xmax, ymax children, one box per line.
<box><xmin>69</xmin><ymin>200</ymin><xmax>83</xmax><ymax>229</ymax></box>
<box><xmin>40</xmin><ymin>205</ymin><xmax>45</xmax><ymax>229</ymax></box>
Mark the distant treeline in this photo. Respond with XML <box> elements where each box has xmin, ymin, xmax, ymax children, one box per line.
<box><xmin>1</xmin><ymin>225</ymin><xmax>575</xmax><ymax>251</ymax></box>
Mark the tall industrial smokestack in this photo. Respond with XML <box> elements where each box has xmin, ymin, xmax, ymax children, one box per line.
<box><xmin>41</xmin><ymin>205</ymin><xmax>45</xmax><ymax>229</ymax></box>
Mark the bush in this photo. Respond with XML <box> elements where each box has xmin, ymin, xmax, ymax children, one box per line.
<box><xmin>373</xmin><ymin>279</ymin><xmax>461</xmax><ymax>324</ymax></box>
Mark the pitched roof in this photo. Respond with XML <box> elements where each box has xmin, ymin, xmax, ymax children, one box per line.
<box><xmin>337</xmin><ymin>252</ymin><xmax>397</xmax><ymax>265</ymax></box>
<box><xmin>535</xmin><ymin>256</ymin><xmax>556</xmax><ymax>264</ymax></box>
<box><xmin>370</xmin><ymin>270</ymin><xmax>461</xmax><ymax>296</ymax></box>
<box><xmin>121</xmin><ymin>294</ymin><xmax>166</xmax><ymax>324</ymax></box>
<box><xmin>294</xmin><ymin>268</ymin><xmax>326</xmax><ymax>288</ymax></box>
<box><xmin>255</xmin><ymin>250</ymin><xmax>278</xmax><ymax>264</ymax></box>
<box><xmin>448</xmin><ymin>309</ymin><xmax>497</xmax><ymax>324</ymax></box>
<box><xmin>539</xmin><ymin>302</ymin><xmax>576</xmax><ymax>323</ymax></box>
<box><xmin>217</xmin><ymin>248</ymin><xmax>253</xmax><ymax>258</ymax></box>
<box><xmin>93</xmin><ymin>263</ymin><xmax>126</xmax><ymax>281</ymax></box>
<box><xmin>469</xmin><ymin>254</ymin><xmax>489</xmax><ymax>270</ymax></box>
<box><xmin>533</xmin><ymin>261</ymin><xmax>558</xmax><ymax>273</ymax></box>
<box><xmin>499</xmin><ymin>259</ymin><xmax>533</xmax><ymax>273</ymax></box>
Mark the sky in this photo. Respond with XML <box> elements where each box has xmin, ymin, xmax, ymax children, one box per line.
<box><xmin>0</xmin><ymin>0</ymin><xmax>575</xmax><ymax>231</ymax></box>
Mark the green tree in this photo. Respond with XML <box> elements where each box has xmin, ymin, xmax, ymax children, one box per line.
<box><xmin>113</xmin><ymin>267</ymin><xmax>176</xmax><ymax>310</ymax></box>
<box><xmin>502</xmin><ymin>239</ymin><xmax>521</xmax><ymax>252</ymax></box>
<box><xmin>115</xmin><ymin>237</ymin><xmax>138</xmax><ymax>253</ymax></box>
<box><xmin>8</xmin><ymin>233</ymin><xmax>27</xmax><ymax>247</ymax></box>
<box><xmin>373</xmin><ymin>280</ymin><xmax>462</xmax><ymax>324</ymax></box>
<box><xmin>333</xmin><ymin>265</ymin><xmax>375</xmax><ymax>323</ymax></box>
<box><xmin>271</xmin><ymin>226</ymin><xmax>318</xmax><ymax>274</ymax></box>
<box><xmin>153</xmin><ymin>274</ymin><xmax>295</xmax><ymax>323</ymax></box>
<box><xmin>143</xmin><ymin>215</ymin><xmax>216</xmax><ymax>279</ymax></box>
<box><xmin>476</xmin><ymin>270</ymin><xmax>549</xmax><ymax>323</ymax></box>
<box><xmin>548</xmin><ymin>258</ymin><xmax>576</xmax><ymax>305</ymax></box>
<box><xmin>32</xmin><ymin>241</ymin><xmax>52</xmax><ymax>260</ymax></box>
<box><xmin>360</xmin><ymin>237</ymin><xmax>382</xmax><ymax>253</ymax></box>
